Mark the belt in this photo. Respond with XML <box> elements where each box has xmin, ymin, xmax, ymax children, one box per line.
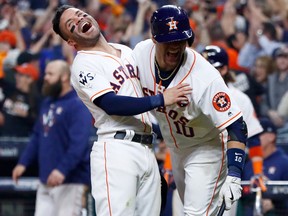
<box><xmin>114</xmin><ymin>131</ymin><xmax>153</xmax><ymax>147</ymax></box>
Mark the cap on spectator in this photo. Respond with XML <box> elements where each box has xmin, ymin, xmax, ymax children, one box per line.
<box><xmin>17</xmin><ymin>51</ymin><xmax>40</xmax><ymax>65</ymax></box>
<box><xmin>15</xmin><ymin>63</ymin><xmax>39</xmax><ymax>81</ymax></box>
<box><xmin>273</xmin><ymin>45</ymin><xmax>288</xmax><ymax>58</ymax></box>
<box><xmin>0</xmin><ymin>30</ymin><xmax>16</xmax><ymax>47</ymax></box>
<box><xmin>259</xmin><ymin>118</ymin><xmax>277</xmax><ymax>134</ymax></box>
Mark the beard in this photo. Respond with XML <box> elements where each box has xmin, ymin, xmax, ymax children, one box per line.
<box><xmin>42</xmin><ymin>79</ymin><xmax>62</xmax><ymax>98</ymax></box>
<box><xmin>81</xmin><ymin>34</ymin><xmax>100</xmax><ymax>47</ymax></box>
<box><xmin>76</xmin><ymin>29</ymin><xmax>101</xmax><ymax>48</ymax></box>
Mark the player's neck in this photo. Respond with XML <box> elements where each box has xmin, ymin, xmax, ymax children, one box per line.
<box><xmin>155</xmin><ymin>55</ymin><xmax>184</xmax><ymax>72</ymax></box>
<box><xmin>77</xmin><ymin>34</ymin><xmax>119</xmax><ymax>56</ymax></box>
<box><xmin>93</xmin><ymin>41</ymin><xmax>121</xmax><ymax>57</ymax></box>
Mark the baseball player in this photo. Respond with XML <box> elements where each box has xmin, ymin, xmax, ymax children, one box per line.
<box><xmin>201</xmin><ymin>45</ymin><xmax>267</xmax><ymax>215</ymax></box>
<box><xmin>52</xmin><ymin>5</ymin><xmax>191</xmax><ymax>216</ymax></box>
<box><xmin>132</xmin><ymin>5</ymin><xmax>248</xmax><ymax>215</ymax></box>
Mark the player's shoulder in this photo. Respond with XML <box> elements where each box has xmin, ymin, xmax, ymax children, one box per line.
<box><xmin>133</xmin><ymin>39</ymin><xmax>153</xmax><ymax>52</ymax></box>
<box><xmin>229</xmin><ymin>84</ymin><xmax>251</xmax><ymax>101</ymax></box>
<box><xmin>186</xmin><ymin>48</ymin><xmax>221</xmax><ymax>81</ymax></box>
<box><xmin>109</xmin><ymin>42</ymin><xmax>131</xmax><ymax>50</ymax></box>
<box><xmin>109</xmin><ymin>43</ymin><xmax>132</xmax><ymax>55</ymax></box>
<box><xmin>72</xmin><ymin>52</ymin><xmax>99</xmax><ymax>70</ymax></box>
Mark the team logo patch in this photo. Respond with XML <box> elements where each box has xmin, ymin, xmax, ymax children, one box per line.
<box><xmin>78</xmin><ymin>71</ymin><xmax>95</xmax><ymax>88</ymax></box>
<box><xmin>212</xmin><ymin>92</ymin><xmax>231</xmax><ymax>112</ymax></box>
<box><xmin>166</xmin><ymin>17</ymin><xmax>179</xmax><ymax>31</ymax></box>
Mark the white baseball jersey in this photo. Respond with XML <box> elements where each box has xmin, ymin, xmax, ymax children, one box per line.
<box><xmin>71</xmin><ymin>43</ymin><xmax>161</xmax><ymax>215</ymax></box>
<box><xmin>227</xmin><ymin>83</ymin><xmax>263</xmax><ymax>138</ymax></box>
<box><xmin>133</xmin><ymin>39</ymin><xmax>243</xmax><ymax>215</ymax></box>
<box><xmin>71</xmin><ymin>43</ymin><xmax>152</xmax><ymax>136</ymax></box>
<box><xmin>133</xmin><ymin>39</ymin><xmax>242</xmax><ymax>151</ymax></box>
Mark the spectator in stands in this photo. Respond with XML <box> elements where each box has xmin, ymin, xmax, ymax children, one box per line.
<box><xmin>17</xmin><ymin>51</ymin><xmax>40</xmax><ymax>67</ymax></box>
<box><xmin>277</xmin><ymin>90</ymin><xmax>288</xmax><ymax>120</ymax></box>
<box><xmin>4</xmin><ymin>50</ymin><xmax>41</xmax><ymax>86</ymax></box>
<box><xmin>129</xmin><ymin>0</ymin><xmax>157</xmax><ymax>48</ymax></box>
<box><xmin>260</xmin><ymin>45</ymin><xmax>288</xmax><ymax>127</ymax></box>
<box><xmin>250</xmin><ymin>55</ymin><xmax>275</xmax><ymax>115</ymax></box>
<box><xmin>251</xmin><ymin>56</ymin><xmax>275</xmax><ymax>87</ymax></box>
<box><xmin>219</xmin><ymin>0</ymin><xmax>249</xmax><ymax>73</ymax></box>
<box><xmin>29</xmin><ymin>30</ymin><xmax>68</xmax><ymax>79</ymax></box>
<box><xmin>242</xmin><ymin>117</ymin><xmax>288</xmax><ymax>215</ymax></box>
<box><xmin>0</xmin><ymin>2</ymin><xmax>27</xmax><ymax>82</ymax></box>
<box><xmin>0</xmin><ymin>30</ymin><xmax>18</xmax><ymax>80</ymax></box>
<box><xmin>12</xmin><ymin>60</ymin><xmax>92</xmax><ymax>216</ymax></box>
<box><xmin>238</xmin><ymin>0</ymin><xmax>284</xmax><ymax>69</ymax></box>
<box><xmin>203</xmin><ymin>17</ymin><xmax>265</xmax><ymax>115</ymax></box>
<box><xmin>0</xmin><ymin>63</ymin><xmax>40</xmax><ymax>137</ymax></box>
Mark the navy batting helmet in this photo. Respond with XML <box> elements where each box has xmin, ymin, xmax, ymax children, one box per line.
<box><xmin>201</xmin><ymin>45</ymin><xmax>229</xmax><ymax>68</ymax></box>
<box><xmin>151</xmin><ymin>5</ymin><xmax>194</xmax><ymax>44</ymax></box>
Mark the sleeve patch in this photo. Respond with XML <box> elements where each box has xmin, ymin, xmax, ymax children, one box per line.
<box><xmin>212</xmin><ymin>92</ymin><xmax>231</xmax><ymax>112</ymax></box>
<box><xmin>78</xmin><ymin>71</ymin><xmax>95</xmax><ymax>88</ymax></box>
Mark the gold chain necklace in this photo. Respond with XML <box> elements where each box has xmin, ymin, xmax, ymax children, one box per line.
<box><xmin>155</xmin><ymin>58</ymin><xmax>179</xmax><ymax>81</ymax></box>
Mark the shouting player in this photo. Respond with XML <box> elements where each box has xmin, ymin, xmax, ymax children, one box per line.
<box><xmin>132</xmin><ymin>5</ymin><xmax>247</xmax><ymax>215</ymax></box>
<box><xmin>52</xmin><ymin>5</ymin><xmax>191</xmax><ymax>216</ymax></box>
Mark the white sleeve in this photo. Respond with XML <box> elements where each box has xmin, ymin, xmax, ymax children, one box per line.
<box><xmin>71</xmin><ymin>58</ymin><xmax>114</xmax><ymax>102</ymax></box>
<box><xmin>199</xmin><ymin>77</ymin><xmax>243</xmax><ymax>131</ymax></box>
<box><xmin>241</xmin><ymin>94</ymin><xmax>263</xmax><ymax>137</ymax></box>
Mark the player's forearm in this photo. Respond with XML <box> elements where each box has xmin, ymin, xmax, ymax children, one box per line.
<box><xmin>226</xmin><ymin>117</ymin><xmax>248</xmax><ymax>178</ymax></box>
<box><xmin>94</xmin><ymin>92</ymin><xmax>164</xmax><ymax>116</ymax></box>
<box><xmin>226</xmin><ymin>143</ymin><xmax>246</xmax><ymax>178</ymax></box>
<box><xmin>227</xmin><ymin>141</ymin><xmax>246</xmax><ymax>150</ymax></box>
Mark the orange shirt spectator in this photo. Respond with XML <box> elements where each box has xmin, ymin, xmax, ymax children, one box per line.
<box><xmin>0</xmin><ymin>30</ymin><xmax>17</xmax><ymax>79</ymax></box>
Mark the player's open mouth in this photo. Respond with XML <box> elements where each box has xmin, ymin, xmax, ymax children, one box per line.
<box><xmin>81</xmin><ymin>22</ymin><xmax>92</xmax><ymax>33</ymax></box>
<box><xmin>167</xmin><ymin>50</ymin><xmax>179</xmax><ymax>58</ymax></box>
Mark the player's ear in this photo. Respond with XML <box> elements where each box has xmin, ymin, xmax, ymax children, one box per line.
<box><xmin>151</xmin><ymin>37</ymin><xmax>157</xmax><ymax>44</ymax></box>
<box><xmin>61</xmin><ymin>71</ymin><xmax>69</xmax><ymax>82</ymax></box>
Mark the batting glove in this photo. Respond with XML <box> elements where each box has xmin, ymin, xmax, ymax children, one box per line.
<box><xmin>218</xmin><ymin>176</ymin><xmax>242</xmax><ymax>210</ymax></box>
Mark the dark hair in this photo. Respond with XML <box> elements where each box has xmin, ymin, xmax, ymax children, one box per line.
<box><xmin>52</xmin><ymin>5</ymin><xmax>73</xmax><ymax>41</ymax></box>
<box><xmin>208</xmin><ymin>22</ymin><xmax>225</xmax><ymax>41</ymax></box>
<box><xmin>262</xmin><ymin>22</ymin><xmax>277</xmax><ymax>41</ymax></box>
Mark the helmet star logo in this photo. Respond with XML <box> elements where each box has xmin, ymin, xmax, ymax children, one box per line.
<box><xmin>166</xmin><ymin>18</ymin><xmax>179</xmax><ymax>31</ymax></box>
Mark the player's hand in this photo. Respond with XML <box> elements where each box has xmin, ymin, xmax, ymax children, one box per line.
<box><xmin>163</xmin><ymin>83</ymin><xmax>192</xmax><ymax>106</ymax></box>
<box><xmin>12</xmin><ymin>164</ymin><xmax>26</xmax><ymax>184</ymax></box>
<box><xmin>218</xmin><ymin>176</ymin><xmax>242</xmax><ymax>210</ymax></box>
<box><xmin>250</xmin><ymin>174</ymin><xmax>267</xmax><ymax>192</ymax></box>
<box><xmin>47</xmin><ymin>169</ymin><xmax>65</xmax><ymax>187</ymax></box>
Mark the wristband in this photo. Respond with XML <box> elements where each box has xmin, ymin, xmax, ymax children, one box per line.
<box><xmin>227</xmin><ymin>148</ymin><xmax>246</xmax><ymax>178</ymax></box>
